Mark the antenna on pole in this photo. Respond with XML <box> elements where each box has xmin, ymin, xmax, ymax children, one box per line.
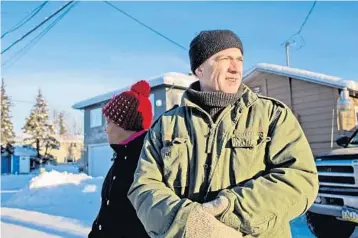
<box><xmin>281</xmin><ymin>1</ymin><xmax>317</xmax><ymax>67</ymax></box>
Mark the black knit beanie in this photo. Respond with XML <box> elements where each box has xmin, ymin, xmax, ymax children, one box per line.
<box><xmin>189</xmin><ymin>30</ymin><xmax>244</xmax><ymax>74</ymax></box>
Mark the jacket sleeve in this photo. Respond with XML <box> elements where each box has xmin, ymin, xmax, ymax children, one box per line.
<box><xmin>127</xmin><ymin>119</ymin><xmax>200</xmax><ymax>238</ymax></box>
<box><xmin>218</xmin><ymin>105</ymin><xmax>319</xmax><ymax>236</ymax></box>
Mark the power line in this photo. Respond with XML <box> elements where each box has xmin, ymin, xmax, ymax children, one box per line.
<box><xmin>282</xmin><ymin>1</ymin><xmax>317</xmax><ymax>66</ymax></box>
<box><xmin>2</xmin><ymin>2</ymin><xmax>78</xmax><ymax>69</ymax></box>
<box><xmin>283</xmin><ymin>1</ymin><xmax>317</xmax><ymax>45</ymax></box>
<box><xmin>1</xmin><ymin>1</ymin><xmax>48</xmax><ymax>39</ymax></box>
<box><xmin>11</xmin><ymin>99</ymin><xmax>35</xmax><ymax>105</ymax></box>
<box><xmin>10</xmin><ymin>99</ymin><xmax>74</xmax><ymax>110</ymax></box>
<box><xmin>296</xmin><ymin>1</ymin><xmax>317</xmax><ymax>36</ymax></box>
<box><xmin>2</xmin><ymin>2</ymin><xmax>79</xmax><ymax>70</ymax></box>
<box><xmin>104</xmin><ymin>1</ymin><xmax>187</xmax><ymax>51</ymax></box>
<box><xmin>1</xmin><ymin>1</ymin><xmax>74</xmax><ymax>55</ymax></box>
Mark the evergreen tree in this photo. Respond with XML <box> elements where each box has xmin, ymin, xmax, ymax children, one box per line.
<box><xmin>1</xmin><ymin>78</ymin><xmax>16</xmax><ymax>145</ymax></box>
<box><xmin>23</xmin><ymin>89</ymin><xmax>59</xmax><ymax>157</ymax></box>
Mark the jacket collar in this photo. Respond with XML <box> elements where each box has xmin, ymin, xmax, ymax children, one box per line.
<box><xmin>119</xmin><ymin>130</ymin><xmax>147</xmax><ymax>145</ymax></box>
<box><xmin>110</xmin><ymin>131</ymin><xmax>147</xmax><ymax>155</ymax></box>
<box><xmin>181</xmin><ymin>81</ymin><xmax>258</xmax><ymax>112</ymax></box>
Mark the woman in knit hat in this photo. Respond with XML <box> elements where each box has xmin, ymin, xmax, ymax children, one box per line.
<box><xmin>88</xmin><ymin>80</ymin><xmax>152</xmax><ymax>238</ymax></box>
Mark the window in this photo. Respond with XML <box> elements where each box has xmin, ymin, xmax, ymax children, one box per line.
<box><xmin>90</xmin><ymin>108</ymin><xmax>102</xmax><ymax>128</ymax></box>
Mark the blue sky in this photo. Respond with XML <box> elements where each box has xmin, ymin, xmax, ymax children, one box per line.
<box><xmin>1</xmin><ymin>1</ymin><xmax>358</xmax><ymax>134</ymax></box>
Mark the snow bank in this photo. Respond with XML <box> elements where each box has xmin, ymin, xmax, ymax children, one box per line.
<box><xmin>29</xmin><ymin>170</ymin><xmax>90</xmax><ymax>189</ymax></box>
<box><xmin>43</xmin><ymin>164</ymin><xmax>80</xmax><ymax>174</ymax></box>
<box><xmin>1</xmin><ymin>164</ymin><xmax>80</xmax><ymax>203</ymax></box>
<box><xmin>3</xmin><ymin>170</ymin><xmax>103</xmax><ymax>225</ymax></box>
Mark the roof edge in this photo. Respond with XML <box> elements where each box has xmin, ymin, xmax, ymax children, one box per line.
<box><xmin>72</xmin><ymin>72</ymin><xmax>197</xmax><ymax>110</ymax></box>
<box><xmin>243</xmin><ymin>63</ymin><xmax>357</xmax><ymax>91</ymax></box>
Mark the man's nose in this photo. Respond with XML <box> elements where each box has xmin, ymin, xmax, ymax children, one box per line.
<box><xmin>228</xmin><ymin>60</ymin><xmax>239</xmax><ymax>73</ymax></box>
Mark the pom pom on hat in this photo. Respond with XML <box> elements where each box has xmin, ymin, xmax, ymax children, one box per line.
<box><xmin>131</xmin><ymin>80</ymin><xmax>150</xmax><ymax>98</ymax></box>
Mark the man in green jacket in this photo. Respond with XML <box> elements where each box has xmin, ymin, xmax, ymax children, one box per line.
<box><xmin>128</xmin><ymin>30</ymin><xmax>319</xmax><ymax>238</ymax></box>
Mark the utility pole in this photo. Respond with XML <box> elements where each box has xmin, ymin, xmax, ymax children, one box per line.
<box><xmin>285</xmin><ymin>41</ymin><xmax>290</xmax><ymax>67</ymax></box>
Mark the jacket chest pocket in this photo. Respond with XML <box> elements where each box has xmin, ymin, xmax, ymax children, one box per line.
<box><xmin>230</xmin><ymin>131</ymin><xmax>270</xmax><ymax>182</ymax></box>
<box><xmin>161</xmin><ymin>137</ymin><xmax>189</xmax><ymax>197</ymax></box>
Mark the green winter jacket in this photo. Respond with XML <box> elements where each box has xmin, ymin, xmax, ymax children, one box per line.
<box><xmin>128</xmin><ymin>83</ymin><xmax>319</xmax><ymax>238</ymax></box>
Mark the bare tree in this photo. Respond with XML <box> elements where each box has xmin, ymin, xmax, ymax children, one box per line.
<box><xmin>58</xmin><ymin>111</ymin><xmax>67</xmax><ymax>135</ymax></box>
<box><xmin>71</xmin><ymin>117</ymin><xmax>83</xmax><ymax>135</ymax></box>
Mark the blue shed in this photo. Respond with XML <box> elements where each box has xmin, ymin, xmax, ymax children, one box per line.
<box><xmin>1</xmin><ymin>154</ymin><xmax>11</xmax><ymax>174</ymax></box>
<box><xmin>1</xmin><ymin>145</ymin><xmax>37</xmax><ymax>174</ymax></box>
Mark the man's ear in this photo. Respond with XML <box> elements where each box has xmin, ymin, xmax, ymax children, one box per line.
<box><xmin>195</xmin><ymin>67</ymin><xmax>203</xmax><ymax>77</ymax></box>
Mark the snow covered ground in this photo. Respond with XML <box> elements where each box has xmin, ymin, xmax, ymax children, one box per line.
<box><xmin>0</xmin><ymin>164</ymin><xmax>354</xmax><ymax>237</ymax></box>
<box><xmin>1</xmin><ymin>164</ymin><xmax>101</xmax><ymax>237</ymax></box>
